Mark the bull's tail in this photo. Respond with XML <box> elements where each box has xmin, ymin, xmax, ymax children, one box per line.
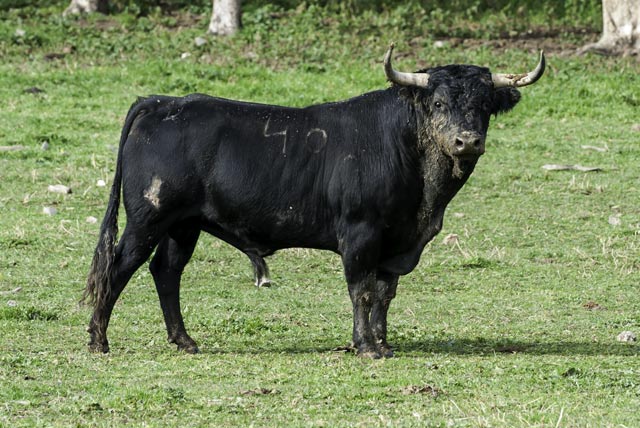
<box><xmin>83</xmin><ymin>99</ymin><xmax>147</xmax><ymax>309</ymax></box>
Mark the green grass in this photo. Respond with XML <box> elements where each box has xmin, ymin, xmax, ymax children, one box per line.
<box><xmin>1</xmin><ymin>2</ymin><xmax>639</xmax><ymax>427</ymax></box>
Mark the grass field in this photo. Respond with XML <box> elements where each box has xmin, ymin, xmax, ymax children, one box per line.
<box><xmin>1</xmin><ymin>2</ymin><xmax>639</xmax><ymax>427</ymax></box>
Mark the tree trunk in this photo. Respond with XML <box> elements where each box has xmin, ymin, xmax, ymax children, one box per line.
<box><xmin>208</xmin><ymin>0</ymin><xmax>241</xmax><ymax>36</ymax></box>
<box><xmin>580</xmin><ymin>0</ymin><xmax>639</xmax><ymax>55</ymax></box>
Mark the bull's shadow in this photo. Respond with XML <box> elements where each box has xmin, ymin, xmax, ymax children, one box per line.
<box><xmin>198</xmin><ymin>337</ymin><xmax>638</xmax><ymax>357</ymax></box>
<box><xmin>392</xmin><ymin>337</ymin><xmax>638</xmax><ymax>357</ymax></box>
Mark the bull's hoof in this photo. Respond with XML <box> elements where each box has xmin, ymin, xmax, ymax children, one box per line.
<box><xmin>356</xmin><ymin>347</ymin><xmax>382</xmax><ymax>359</ymax></box>
<box><xmin>178</xmin><ymin>344</ymin><xmax>200</xmax><ymax>354</ymax></box>
<box><xmin>255</xmin><ymin>277</ymin><xmax>271</xmax><ymax>288</ymax></box>
<box><xmin>378</xmin><ymin>345</ymin><xmax>394</xmax><ymax>358</ymax></box>
<box><xmin>88</xmin><ymin>341</ymin><xmax>109</xmax><ymax>353</ymax></box>
<box><xmin>171</xmin><ymin>335</ymin><xmax>200</xmax><ymax>354</ymax></box>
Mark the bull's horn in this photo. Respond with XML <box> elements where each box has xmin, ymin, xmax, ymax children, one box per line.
<box><xmin>384</xmin><ymin>43</ymin><xmax>430</xmax><ymax>87</ymax></box>
<box><xmin>491</xmin><ymin>51</ymin><xmax>546</xmax><ymax>88</ymax></box>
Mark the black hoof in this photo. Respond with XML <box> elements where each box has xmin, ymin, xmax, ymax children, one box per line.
<box><xmin>88</xmin><ymin>341</ymin><xmax>109</xmax><ymax>353</ymax></box>
<box><xmin>378</xmin><ymin>345</ymin><xmax>394</xmax><ymax>358</ymax></box>
<box><xmin>356</xmin><ymin>346</ymin><xmax>382</xmax><ymax>359</ymax></box>
<box><xmin>178</xmin><ymin>344</ymin><xmax>200</xmax><ymax>354</ymax></box>
<box><xmin>171</xmin><ymin>336</ymin><xmax>200</xmax><ymax>354</ymax></box>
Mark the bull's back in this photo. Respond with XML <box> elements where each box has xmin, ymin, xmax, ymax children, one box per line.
<box><xmin>124</xmin><ymin>95</ymin><xmax>340</xmax><ymax>250</ymax></box>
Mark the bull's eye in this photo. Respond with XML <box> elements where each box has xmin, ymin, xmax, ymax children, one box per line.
<box><xmin>434</xmin><ymin>101</ymin><xmax>443</xmax><ymax>109</ymax></box>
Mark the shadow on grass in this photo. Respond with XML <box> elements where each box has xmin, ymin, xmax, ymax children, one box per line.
<box><xmin>394</xmin><ymin>337</ymin><xmax>639</xmax><ymax>357</ymax></box>
<box><xmin>198</xmin><ymin>337</ymin><xmax>638</xmax><ymax>357</ymax></box>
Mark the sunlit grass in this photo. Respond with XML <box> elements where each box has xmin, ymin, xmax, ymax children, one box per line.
<box><xmin>0</xmin><ymin>3</ymin><xmax>638</xmax><ymax>427</ymax></box>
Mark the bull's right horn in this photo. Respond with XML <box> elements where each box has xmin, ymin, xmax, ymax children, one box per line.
<box><xmin>491</xmin><ymin>51</ymin><xmax>546</xmax><ymax>88</ymax></box>
<box><xmin>384</xmin><ymin>43</ymin><xmax>430</xmax><ymax>87</ymax></box>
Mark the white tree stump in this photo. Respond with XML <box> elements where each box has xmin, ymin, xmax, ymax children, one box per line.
<box><xmin>580</xmin><ymin>0</ymin><xmax>639</xmax><ymax>55</ymax></box>
<box><xmin>208</xmin><ymin>0</ymin><xmax>241</xmax><ymax>36</ymax></box>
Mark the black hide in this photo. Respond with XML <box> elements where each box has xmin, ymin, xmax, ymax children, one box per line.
<box><xmin>85</xmin><ymin>65</ymin><xmax>521</xmax><ymax>358</ymax></box>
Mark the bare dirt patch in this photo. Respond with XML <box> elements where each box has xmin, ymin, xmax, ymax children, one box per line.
<box><xmin>429</xmin><ymin>27</ymin><xmax>600</xmax><ymax>57</ymax></box>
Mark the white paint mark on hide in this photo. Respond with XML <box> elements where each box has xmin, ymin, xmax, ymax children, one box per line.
<box><xmin>306</xmin><ymin>128</ymin><xmax>328</xmax><ymax>153</ymax></box>
<box><xmin>263</xmin><ymin>115</ymin><xmax>288</xmax><ymax>155</ymax></box>
<box><xmin>144</xmin><ymin>176</ymin><xmax>162</xmax><ymax>209</ymax></box>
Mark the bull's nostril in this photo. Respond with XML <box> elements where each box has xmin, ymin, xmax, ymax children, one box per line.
<box><xmin>454</xmin><ymin>135</ymin><xmax>484</xmax><ymax>155</ymax></box>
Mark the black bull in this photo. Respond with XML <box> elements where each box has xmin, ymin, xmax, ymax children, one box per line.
<box><xmin>85</xmin><ymin>46</ymin><xmax>545</xmax><ymax>358</ymax></box>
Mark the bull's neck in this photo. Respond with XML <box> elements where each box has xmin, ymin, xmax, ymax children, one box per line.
<box><xmin>422</xmin><ymin>155</ymin><xmax>475</xmax><ymax>208</ymax></box>
<box><xmin>409</xmin><ymin>101</ymin><xmax>479</xmax><ymax>238</ymax></box>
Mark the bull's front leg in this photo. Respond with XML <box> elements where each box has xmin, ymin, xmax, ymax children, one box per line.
<box><xmin>370</xmin><ymin>272</ymin><xmax>399</xmax><ymax>358</ymax></box>
<box><xmin>341</xmin><ymin>225</ymin><xmax>382</xmax><ymax>359</ymax></box>
<box><xmin>347</xmin><ymin>273</ymin><xmax>380</xmax><ymax>358</ymax></box>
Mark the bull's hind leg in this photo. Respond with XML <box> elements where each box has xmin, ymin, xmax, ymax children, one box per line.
<box><xmin>88</xmin><ymin>224</ymin><xmax>161</xmax><ymax>353</ymax></box>
<box><xmin>149</xmin><ymin>222</ymin><xmax>200</xmax><ymax>353</ymax></box>
<box><xmin>370</xmin><ymin>272</ymin><xmax>399</xmax><ymax>358</ymax></box>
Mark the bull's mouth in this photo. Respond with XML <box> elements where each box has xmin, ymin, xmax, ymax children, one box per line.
<box><xmin>451</xmin><ymin>152</ymin><xmax>481</xmax><ymax>179</ymax></box>
<box><xmin>452</xmin><ymin>152</ymin><xmax>483</xmax><ymax>161</ymax></box>
<box><xmin>454</xmin><ymin>152</ymin><xmax>482</xmax><ymax>159</ymax></box>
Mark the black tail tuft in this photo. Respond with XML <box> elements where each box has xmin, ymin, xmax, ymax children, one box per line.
<box><xmin>83</xmin><ymin>99</ymin><xmax>147</xmax><ymax>310</ymax></box>
<box><xmin>83</xmin><ymin>203</ymin><xmax>119</xmax><ymax>309</ymax></box>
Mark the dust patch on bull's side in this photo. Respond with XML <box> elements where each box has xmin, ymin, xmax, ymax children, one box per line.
<box><xmin>144</xmin><ymin>176</ymin><xmax>163</xmax><ymax>209</ymax></box>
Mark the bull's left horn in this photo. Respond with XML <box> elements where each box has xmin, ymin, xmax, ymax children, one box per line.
<box><xmin>491</xmin><ymin>51</ymin><xmax>546</xmax><ymax>88</ymax></box>
<box><xmin>384</xmin><ymin>43</ymin><xmax>430</xmax><ymax>87</ymax></box>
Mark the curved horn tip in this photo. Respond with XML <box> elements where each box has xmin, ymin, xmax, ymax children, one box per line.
<box><xmin>492</xmin><ymin>50</ymin><xmax>546</xmax><ymax>88</ymax></box>
<box><xmin>384</xmin><ymin>43</ymin><xmax>395</xmax><ymax>61</ymax></box>
<box><xmin>383</xmin><ymin>43</ymin><xmax>394</xmax><ymax>75</ymax></box>
<box><xmin>530</xmin><ymin>50</ymin><xmax>546</xmax><ymax>83</ymax></box>
<box><xmin>383</xmin><ymin>44</ymin><xmax>430</xmax><ymax>87</ymax></box>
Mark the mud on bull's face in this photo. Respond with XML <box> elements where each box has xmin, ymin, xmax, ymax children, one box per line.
<box><xmin>422</xmin><ymin>67</ymin><xmax>522</xmax><ymax>167</ymax></box>
<box><xmin>383</xmin><ymin>45</ymin><xmax>545</xmax><ymax>178</ymax></box>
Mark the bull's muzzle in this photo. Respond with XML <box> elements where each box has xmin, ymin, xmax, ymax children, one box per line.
<box><xmin>452</xmin><ymin>132</ymin><xmax>485</xmax><ymax>157</ymax></box>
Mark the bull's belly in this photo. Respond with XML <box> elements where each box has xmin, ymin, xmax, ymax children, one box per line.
<box><xmin>200</xmin><ymin>212</ymin><xmax>338</xmax><ymax>256</ymax></box>
<box><xmin>378</xmin><ymin>246</ymin><xmax>425</xmax><ymax>276</ymax></box>
<box><xmin>197</xmin><ymin>199</ymin><xmax>443</xmax><ymax>276</ymax></box>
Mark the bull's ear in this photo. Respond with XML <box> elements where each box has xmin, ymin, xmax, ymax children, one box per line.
<box><xmin>492</xmin><ymin>87</ymin><xmax>521</xmax><ymax>115</ymax></box>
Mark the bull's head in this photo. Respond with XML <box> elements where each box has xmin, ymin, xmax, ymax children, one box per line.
<box><xmin>384</xmin><ymin>44</ymin><xmax>545</xmax><ymax>177</ymax></box>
